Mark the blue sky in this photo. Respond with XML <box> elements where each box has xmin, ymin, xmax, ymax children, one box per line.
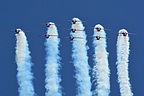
<box><xmin>0</xmin><ymin>0</ymin><xmax>144</xmax><ymax>96</ymax></box>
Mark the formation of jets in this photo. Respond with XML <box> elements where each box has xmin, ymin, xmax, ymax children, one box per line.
<box><xmin>15</xmin><ymin>19</ymin><xmax>135</xmax><ymax>40</ymax></box>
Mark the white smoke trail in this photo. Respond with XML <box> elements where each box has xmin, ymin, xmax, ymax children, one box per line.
<box><xmin>45</xmin><ymin>22</ymin><xmax>62</xmax><ymax>96</ymax></box>
<box><xmin>71</xmin><ymin>18</ymin><xmax>92</xmax><ymax>96</ymax></box>
<box><xmin>92</xmin><ymin>24</ymin><xmax>110</xmax><ymax>96</ymax></box>
<box><xmin>116</xmin><ymin>29</ymin><xmax>133</xmax><ymax>96</ymax></box>
<box><xmin>15</xmin><ymin>29</ymin><xmax>35</xmax><ymax>96</ymax></box>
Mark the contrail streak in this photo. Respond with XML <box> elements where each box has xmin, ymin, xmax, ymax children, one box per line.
<box><xmin>15</xmin><ymin>29</ymin><xmax>35</xmax><ymax>96</ymax></box>
<box><xmin>92</xmin><ymin>24</ymin><xmax>110</xmax><ymax>96</ymax></box>
<box><xmin>44</xmin><ymin>22</ymin><xmax>62</xmax><ymax>96</ymax></box>
<box><xmin>116</xmin><ymin>29</ymin><xmax>133</xmax><ymax>96</ymax></box>
<box><xmin>71</xmin><ymin>18</ymin><xmax>92</xmax><ymax>96</ymax></box>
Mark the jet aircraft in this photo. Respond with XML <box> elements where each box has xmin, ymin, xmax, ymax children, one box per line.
<box><xmin>69</xmin><ymin>18</ymin><xmax>85</xmax><ymax>24</ymax></box>
<box><xmin>118</xmin><ymin>29</ymin><xmax>136</xmax><ymax>36</ymax></box>
<box><xmin>95</xmin><ymin>36</ymin><xmax>106</xmax><ymax>40</ymax></box>
<box><xmin>46</xmin><ymin>22</ymin><xmax>55</xmax><ymax>27</ymax></box>
<box><xmin>15</xmin><ymin>28</ymin><xmax>22</xmax><ymax>34</ymax></box>
<box><xmin>65</xmin><ymin>36</ymin><xmax>83</xmax><ymax>40</ymax></box>
<box><xmin>71</xmin><ymin>20</ymin><xmax>80</xmax><ymax>24</ymax></box>
<box><xmin>94</xmin><ymin>24</ymin><xmax>110</xmax><ymax>32</ymax></box>
<box><xmin>88</xmin><ymin>35</ymin><xmax>108</xmax><ymax>40</ymax></box>
<box><xmin>67</xmin><ymin>28</ymin><xmax>83</xmax><ymax>33</ymax></box>
<box><xmin>39</xmin><ymin>34</ymin><xmax>58</xmax><ymax>39</ymax></box>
